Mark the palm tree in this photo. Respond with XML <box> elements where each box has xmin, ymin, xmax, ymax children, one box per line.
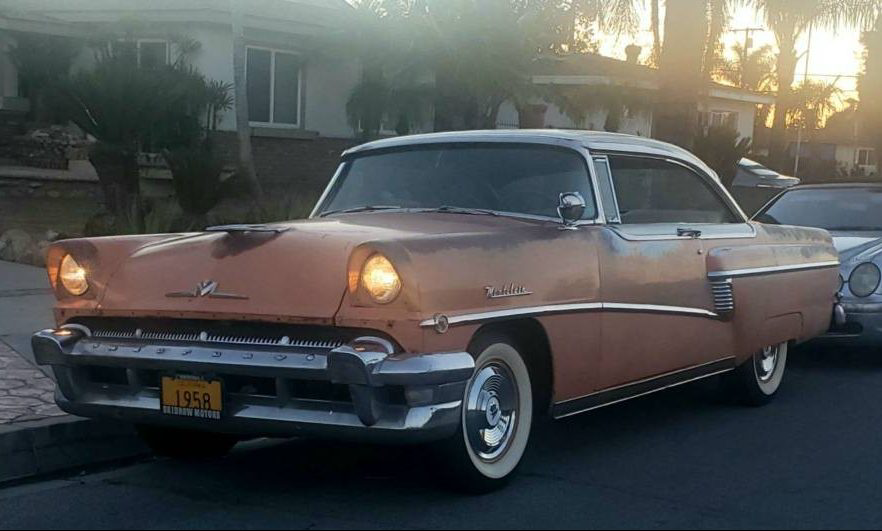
<box><xmin>750</xmin><ymin>0</ymin><xmax>878</xmax><ymax>168</ymax></box>
<box><xmin>703</xmin><ymin>0</ymin><xmax>732</xmax><ymax>81</ymax></box>
<box><xmin>653</xmin><ymin>0</ymin><xmax>709</xmax><ymax>148</ymax></box>
<box><xmin>230</xmin><ymin>0</ymin><xmax>262</xmax><ymax>201</ymax></box>
<box><xmin>789</xmin><ymin>78</ymin><xmax>843</xmax><ymax>130</ymax></box>
<box><xmin>858</xmin><ymin>6</ymin><xmax>882</xmax><ymax>174</ymax></box>
<box><xmin>716</xmin><ymin>43</ymin><xmax>777</xmax><ymax>92</ymax></box>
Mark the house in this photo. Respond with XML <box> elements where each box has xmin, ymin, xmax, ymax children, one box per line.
<box><xmin>497</xmin><ymin>52</ymin><xmax>774</xmax><ymax>144</ymax></box>
<box><xmin>0</xmin><ymin>0</ymin><xmax>361</xmax><ymax>195</ymax></box>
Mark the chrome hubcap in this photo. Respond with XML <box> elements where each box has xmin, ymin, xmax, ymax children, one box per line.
<box><xmin>465</xmin><ymin>362</ymin><xmax>519</xmax><ymax>462</ymax></box>
<box><xmin>755</xmin><ymin>344</ymin><xmax>780</xmax><ymax>383</ymax></box>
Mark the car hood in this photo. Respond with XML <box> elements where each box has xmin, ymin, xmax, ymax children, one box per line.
<box><xmin>830</xmin><ymin>231</ymin><xmax>882</xmax><ymax>263</ymax></box>
<box><xmin>95</xmin><ymin>213</ymin><xmax>548</xmax><ymax>323</ymax></box>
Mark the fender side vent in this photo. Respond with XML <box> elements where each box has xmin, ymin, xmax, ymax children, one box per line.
<box><xmin>711</xmin><ymin>279</ymin><xmax>735</xmax><ymax>314</ymax></box>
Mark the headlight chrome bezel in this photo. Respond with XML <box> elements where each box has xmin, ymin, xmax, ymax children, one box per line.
<box><xmin>849</xmin><ymin>262</ymin><xmax>881</xmax><ymax>298</ymax></box>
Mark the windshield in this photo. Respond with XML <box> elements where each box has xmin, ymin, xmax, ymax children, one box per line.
<box><xmin>318</xmin><ymin>144</ymin><xmax>597</xmax><ymax>220</ymax></box>
<box><xmin>756</xmin><ymin>187</ymin><xmax>882</xmax><ymax>231</ymax></box>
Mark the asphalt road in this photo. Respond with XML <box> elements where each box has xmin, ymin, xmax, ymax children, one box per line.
<box><xmin>2</xmin><ymin>345</ymin><xmax>882</xmax><ymax>530</ymax></box>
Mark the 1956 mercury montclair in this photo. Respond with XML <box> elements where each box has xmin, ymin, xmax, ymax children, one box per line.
<box><xmin>33</xmin><ymin>131</ymin><xmax>840</xmax><ymax>491</ymax></box>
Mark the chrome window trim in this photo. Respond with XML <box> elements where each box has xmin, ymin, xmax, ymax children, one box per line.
<box><xmin>313</xmin><ymin>141</ymin><xmax>604</xmax><ymax>225</ymax></box>
<box><xmin>597</xmin><ymin>151</ymin><xmax>749</xmax><ymax>224</ymax></box>
<box><xmin>592</xmin><ymin>155</ymin><xmax>621</xmax><ymax>224</ymax></box>
<box><xmin>708</xmin><ymin>260</ymin><xmax>841</xmax><ymax>279</ymax></box>
<box><xmin>419</xmin><ymin>302</ymin><xmax>718</xmax><ymax>328</ymax></box>
<box><xmin>607</xmin><ymin>223</ymin><xmax>758</xmax><ymax>242</ymax></box>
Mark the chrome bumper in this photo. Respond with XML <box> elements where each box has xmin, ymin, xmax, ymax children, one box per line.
<box><xmin>32</xmin><ymin>328</ymin><xmax>475</xmax><ymax>443</ymax></box>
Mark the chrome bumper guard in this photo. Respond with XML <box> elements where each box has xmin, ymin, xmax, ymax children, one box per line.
<box><xmin>32</xmin><ymin>328</ymin><xmax>475</xmax><ymax>443</ymax></box>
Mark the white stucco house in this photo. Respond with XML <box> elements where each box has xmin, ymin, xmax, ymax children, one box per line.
<box><xmin>498</xmin><ymin>53</ymin><xmax>773</xmax><ymax>144</ymax></box>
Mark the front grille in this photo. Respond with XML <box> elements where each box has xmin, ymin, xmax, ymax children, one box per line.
<box><xmin>70</xmin><ymin>317</ymin><xmax>355</xmax><ymax>351</ymax></box>
<box><xmin>711</xmin><ymin>279</ymin><xmax>735</xmax><ymax>314</ymax></box>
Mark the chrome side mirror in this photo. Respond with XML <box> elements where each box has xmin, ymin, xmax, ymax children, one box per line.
<box><xmin>557</xmin><ymin>192</ymin><xmax>586</xmax><ymax>229</ymax></box>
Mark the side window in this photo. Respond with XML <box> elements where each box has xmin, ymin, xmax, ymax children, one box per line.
<box><xmin>608</xmin><ymin>156</ymin><xmax>737</xmax><ymax>224</ymax></box>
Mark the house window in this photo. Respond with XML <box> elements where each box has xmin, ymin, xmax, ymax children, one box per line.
<box><xmin>113</xmin><ymin>40</ymin><xmax>169</xmax><ymax>68</ymax></box>
<box><xmin>138</xmin><ymin>40</ymin><xmax>169</xmax><ymax>69</ymax></box>
<box><xmin>709</xmin><ymin>111</ymin><xmax>739</xmax><ymax>129</ymax></box>
<box><xmin>246</xmin><ymin>47</ymin><xmax>301</xmax><ymax>127</ymax></box>
<box><xmin>857</xmin><ymin>148</ymin><xmax>877</xmax><ymax>167</ymax></box>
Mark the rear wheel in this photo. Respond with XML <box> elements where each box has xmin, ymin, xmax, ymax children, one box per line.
<box><xmin>136</xmin><ymin>425</ymin><xmax>238</xmax><ymax>460</ymax></box>
<box><xmin>727</xmin><ymin>341</ymin><xmax>789</xmax><ymax>406</ymax></box>
<box><xmin>433</xmin><ymin>334</ymin><xmax>534</xmax><ymax>494</ymax></box>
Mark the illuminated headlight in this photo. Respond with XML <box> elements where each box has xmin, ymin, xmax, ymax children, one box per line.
<box><xmin>849</xmin><ymin>262</ymin><xmax>881</xmax><ymax>298</ymax></box>
<box><xmin>361</xmin><ymin>254</ymin><xmax>401</xmax><ymax>304</ymax></box>
<box><xmin>59</xmin><ymin>254</ymin><xmax>89</xmax><ymax>296</ymax></box>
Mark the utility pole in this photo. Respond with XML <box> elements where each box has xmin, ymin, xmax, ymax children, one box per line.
<box><xmin>794</xmin><ymin>22</ymin><xmax>814</xmax><ymax>178</ymax></box>
<box><xmin>730</xmin><ymin>27</ymin><xmax>764</xmax><ymax>89</ymax></box>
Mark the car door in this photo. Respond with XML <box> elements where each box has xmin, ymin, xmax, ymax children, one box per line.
<box><xmin>593</xmin><ymin>154</ymin><xmax>739</xmax><ymax>389</ymax></box>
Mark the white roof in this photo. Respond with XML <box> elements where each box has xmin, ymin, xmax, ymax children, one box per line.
<box><xmin>345</xmin><ymin>130</ymin><xmax>720</xmax><ymax>180</ymax></box>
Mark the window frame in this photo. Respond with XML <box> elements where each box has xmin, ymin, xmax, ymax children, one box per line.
<box><xmin>312</xmin><ymin>142</ymin><xmax>604</xmax><ymax>224</ymax></box>
<box><xmin>245</xmin><ymin>45</ymin><xmax>303</xmax><ymax>129</ymax></box>
<box><xmin>599</xmin><ymin>152</ymin><xmax>746</xmax><ymax>228</ymax></box>
<box><xmin>857</xmin><ymin>148</ymin><xmax>877</xmax><ymax>167</ymax></box>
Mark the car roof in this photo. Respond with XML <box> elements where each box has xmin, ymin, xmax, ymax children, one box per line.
<box><xmin>343</xmin><ymin>130</ymin><xmax>718</xmax><ymax>180</ymax></box>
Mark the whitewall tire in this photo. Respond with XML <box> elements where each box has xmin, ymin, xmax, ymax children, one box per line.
<box><xmin>434</xmin><ymin>334</ymin><xmax>534</xmax><ymax>493</ymax></box>
<box><xmin>728</xmin><ymin>341</ymin><xmax>789</xmax><ymax>406</ymax></box>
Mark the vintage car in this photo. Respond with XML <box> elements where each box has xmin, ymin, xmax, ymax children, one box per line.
<box><xmin>33</xmin><ymin>131</ymin><xmax>840</xmax><ymax>491</ymax></box>
<box><xmin>755</xmin><ymin>183</ymin><xmax>882</xmax><ymax>346</ymax></box>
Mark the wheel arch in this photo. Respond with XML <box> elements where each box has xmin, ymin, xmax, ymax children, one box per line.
<box><xmin>469</xmin><ymin>318</ymin><xmax>555</xmax><ymax>416</ymax></box>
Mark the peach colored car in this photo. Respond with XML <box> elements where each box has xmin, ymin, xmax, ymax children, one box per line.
<box><xmin>33</xmin><ymin>131</ymin><xmax>840</xmax><ymax>491</ymax></box>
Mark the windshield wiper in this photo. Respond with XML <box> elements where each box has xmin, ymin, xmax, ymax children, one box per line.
<box><xmin>319</xmin><ymin>205</ymin><xmax>403</xmax><ymax>217</ymax></box>
<box><xmin>424</xmin><ymin>206</ymin><xmax>500</xmax><ymax>217</ymax></box>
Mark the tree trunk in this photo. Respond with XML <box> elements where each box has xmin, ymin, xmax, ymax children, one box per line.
<box><xmin>862</xmin><ymin>24</ymin><xmax>882</xmax><ymax>178</ymax></box>
<box><xmin>230</xmin><ymin>0</ymin><xmax>263</xmax><ymax>201</ymax></box>
<box><xmin>703</xmin><ymin>0</ymin><xmax>726</xmax><ymax>80</ymax></box>
<box><xmin>653</xmin><ymin>0</ymin><xmax>708</xmax><ymax>150</ymax></box>
<box><xmin>770</xmin><ymin>36</ymin><xmax>798</xmax><ymax>171</ymax></box>
<box><xmin>89</xmin><ymin>144</ymin><xmax>143</xmax><ymax>232</ymax></box>
<box><xmin>650</xmin><ymin>0</ymin><xmax>662</xmax><ymax>66</ymax></box>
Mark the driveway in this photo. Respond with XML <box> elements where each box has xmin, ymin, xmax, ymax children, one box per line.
<box><xmin>0</xmin><ymin>346</ymin><xmax>881</xmax><ymax>529</ymax></box>
<box><xmin>0</xmin><ymin>261</ymin><xmax>55</xmax><ymax>366</ymax></box>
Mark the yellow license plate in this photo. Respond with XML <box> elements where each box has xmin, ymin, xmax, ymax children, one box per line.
<box><xmin>161</xmin><ymin>377</ymin><xmax>223</xmax><ymax>420</ymax></box>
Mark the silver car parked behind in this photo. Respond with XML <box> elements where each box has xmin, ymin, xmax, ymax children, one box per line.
<box><xmin>755</xmin><ymin>183</ymin><xmax>882</xmax><ymax>346</ymax></box>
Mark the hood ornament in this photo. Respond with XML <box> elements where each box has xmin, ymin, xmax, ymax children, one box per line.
<box><xmin>166</xmin><ymin>280</ymin><xmax>249</xmax><ymax>300</ymax></box>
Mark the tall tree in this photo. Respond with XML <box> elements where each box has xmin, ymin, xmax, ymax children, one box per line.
<box><xmin>230</xmin><ymin>0</ymin><xmax>263</xmax><ymax>201</ymax></box>
<box><xmin>860</xmin><ymin>18</ymin><xmax>882</xmax><ymax>175</ymax></box>
<box><xmin>653</xmin><ymin>0</ymin><xmax>709</xmax><ymax>149</ymax></box>
<box><xmin>649</xmin><ymin>0</ymin><xmax>662</xmax><ymax>66</ymax></box>
<box><xmin>751</xmin><ymin>0</ymin><xmax>877</xmax><ymax>169</ymax></box>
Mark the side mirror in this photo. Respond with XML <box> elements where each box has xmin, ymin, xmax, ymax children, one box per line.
<box><xmin>557</xmin><ymin>192</ymin><xmax>586</xmax><ymax>229</ymax></box>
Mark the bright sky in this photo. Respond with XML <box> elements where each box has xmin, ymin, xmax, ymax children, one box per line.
<box><xmin>598</xmin><ymin>5</ymin><xmax>865</xmax><ymax>102</ymax></box>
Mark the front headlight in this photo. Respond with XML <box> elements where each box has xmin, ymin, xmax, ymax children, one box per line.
<box><xmin>59</xmin><ymin>254</ymin><xmax>89</xmax><ymax>296</ymax></box>
<box><xmin>360</xmin><ymin>254</ymin><xmax>401</xmax><ymax>304</ymax></box>
<box><xmin>849</xmin><ymin>262</ymin><xmax>881</xmax><ymax>298</ymax></box>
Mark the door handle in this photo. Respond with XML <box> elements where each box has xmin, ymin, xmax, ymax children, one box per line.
<box><xmin>677</xmin><ymin>228</ymin><xmax>702</xmax><ymax>239</ymax></box>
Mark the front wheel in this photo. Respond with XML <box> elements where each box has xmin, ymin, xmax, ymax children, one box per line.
<box><xmin>433</xmin><ymin>335</ymin><xmax>534</xmax><ymax>493</ymax></box>
<box><xmin>727</xmin><ymin>341</ymin><xmax>789</xmax><ymax>406</ymax></box>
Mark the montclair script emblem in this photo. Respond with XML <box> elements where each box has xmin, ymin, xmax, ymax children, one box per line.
<box><xmin>166</xmin><ymin>280</ymin><xmax>249</xmax><ymax>300</ymax></box>
<box><xmin>484</xmin><ymin>283</ymin><xmax>533</xmax><ymax>299</ymax></box>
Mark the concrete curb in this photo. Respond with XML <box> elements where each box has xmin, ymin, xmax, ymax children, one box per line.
<box><xmin>0</xmin><ymin>416</ymin><xmax>150</xmax><ymax>485</ymax></box>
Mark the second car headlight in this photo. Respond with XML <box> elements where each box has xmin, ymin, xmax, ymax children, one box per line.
<box><xmin>59</xmin><ymin>254</ymin><xmax>89</xmax><ymax>296</ymax></box>
<box><xmin>849</xmin><ymin>262</ymin><xmax>881</xmax><ymax>298</ymax></box>
<box><xmin>361</xmin><ymin>254</ymin><xmax>401</xmax><ymax>304</ymax></box>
